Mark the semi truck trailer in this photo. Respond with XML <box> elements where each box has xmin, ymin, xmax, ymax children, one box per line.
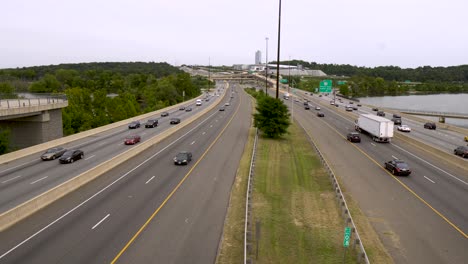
<box><xmin>355</xmin><ymin>114</ymin><xmax>394</xmax><ymax>142</ymax></box>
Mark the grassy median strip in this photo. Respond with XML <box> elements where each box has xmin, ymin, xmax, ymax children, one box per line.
<box><xmin>250</xmin><ymin>123</ymin><xmax>358</xmax><ymax>263</ymax></box>
<box><xmin>217</xmin><ymin>90</ymin><xmax>391</xmax><ymax>263</ymax></box>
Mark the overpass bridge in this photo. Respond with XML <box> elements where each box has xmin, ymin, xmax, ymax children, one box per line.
<box><xmin>389</xmin><ymin>108</ymin><xmax>468</xmax><ymax>123</ymax></box>
<box><xmin>0</xmin><ymin>94</ymin><xmax>68</xmax><ymax>149</ymax></box>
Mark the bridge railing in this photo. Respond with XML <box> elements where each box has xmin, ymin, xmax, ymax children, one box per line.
<box><xmin>0</xmin><ymin>94</ymin><xmax>67</xmax><ymax>109</ymax></box>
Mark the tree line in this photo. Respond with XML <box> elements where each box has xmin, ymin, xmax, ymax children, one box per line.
<box><xmin>0</xmin><ymin>62</ymin><xmax>212</xmax><ymax>153</ymax></box>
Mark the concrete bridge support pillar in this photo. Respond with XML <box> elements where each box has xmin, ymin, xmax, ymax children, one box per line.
<box><xmin>0</xmin><ymin>109</ymin><xmax>63</xmax><ymax>150</ymax></box>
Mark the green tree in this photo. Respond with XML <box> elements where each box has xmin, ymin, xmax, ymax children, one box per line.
<box><xmin>0</xmin><ymin>129</ymin><xmax>10</xmax><ymax>154</ymax></box>
<box><xmin>254</xmin><ymin>96</ymin><xmax>290</xmax><ymax>138</ymax></box>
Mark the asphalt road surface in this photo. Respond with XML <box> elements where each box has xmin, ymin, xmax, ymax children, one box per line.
<box><xmin>0</xmin><ymin>83</ymin><xmax>252</xmax><ymax>264</ymax></box>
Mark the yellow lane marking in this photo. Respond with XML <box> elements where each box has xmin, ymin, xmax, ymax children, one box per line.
<box><xmin>297</xmin><ymin>113</ymin><xmax>468</xmax><ymax>239</ymax></box>
<box><xmin>111</xmin><ymin>89</ymin><xmax>243</xmax><ymax>263</ymax></box>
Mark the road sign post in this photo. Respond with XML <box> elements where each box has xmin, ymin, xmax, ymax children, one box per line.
<box><xmin>343</xmin><ymin>226</ymin><xmax>352</xmax><ymax>263</ymax></box>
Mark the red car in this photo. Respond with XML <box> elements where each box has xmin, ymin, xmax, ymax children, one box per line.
<box><xmin>124</xmin><ymin>135</ymin><xmax>141</xmax><ymax>145</ymax></box>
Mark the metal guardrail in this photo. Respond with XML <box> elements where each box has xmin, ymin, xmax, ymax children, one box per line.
<box><xmin>387</xmin><ymin>108</ymin><xmax>468</xmax><ymax>119</ymax></box>
<box><xmin>297</xmin><ymin>121</ymin><xmax>370</xmax><ymax>264</ymax></box>
<box><xmin>244</xmin><ymin>128</ymin><xmax>259</xmax><ymax>264</ymax></box>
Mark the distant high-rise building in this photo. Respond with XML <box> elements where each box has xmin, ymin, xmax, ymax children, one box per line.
<box><xmin>255</xmin><ymin>50</ymin><xmax>262</xmax><ymax>64</ymax></box>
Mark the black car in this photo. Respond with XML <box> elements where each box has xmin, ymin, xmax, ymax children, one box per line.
<box><xmin>128</xmin><ymin>121</ymin><xmax>140</xmax><ymax>129</ymax></box>
<box><xmin>145</xmin><ymin>119</ymin><xmax>158</xmax><ymax>128</ymax></box>
<box><xmin>372</xmin><ymin>107</ymin><xmax>379</xmax><ymax>111</ymax></box>
<box><xmin>335</xmin><ymin>104</ymin><xmax>339</xmax><ymax>107</ymax></box>
<box><xmin>424</xmin><ymin>122</ymin><xmax>436</xmax><ymax>130</ymax></box>
<box><xmin>392</xmin><ymin>118</ymin><xmax>402</xmax><ymax>125</ymax></box>
<box><xmin>219</xmin><ymin>107</ymin><xmax>225</xmax><ymax>111</ymax></box>
<box><xmin>161</xmin><ymin>112</ymin><xmax>169</xmax><ymax>117</ymax></box>
<box><xmin>41</xmin><ymin>147</ymin><xmax>67</xmax><ymax>160</ymax></box>
<box><xmin>347</xmin><ymin>132</ymin><xmax>361</xmax><ymax>143</ymax></box>
<box><xmin>384</xmin><ymin>159</ymin><xmax>411</xmax><ymax>176</ymax></box>
<box><xmin>357</xmin><ymin>104</ymin><xmax>362</xmax><ymax>107</ymax></box>
<box><xmin>179</xmin><ymin>106</ymin><xmax>186</xmax><ymax>110</ymax></box>
<box><xmin>174</xmin><ymin>151</ymin><xmax>192</xmax><ymax>165</ymax></box>
<box><xmin>170</xmin><ymin>118</ymin><xmax>181</xmax><ymax>124</ymax></box>
<box><xmin>352</xmin><ymin>106</ymin><xmax>358</xmax><ymax>110</ymax></box>
<box><xmin>317</xmin><ymin>112</ymin><xmax>325</xmax><ymax>117</ymax></box>
<box><xmin>454</xmin><ymin>146</ymin><xmax>468</xmax><ymax>158</ymax></box>
<box><xmin>393</xmin><ymin>114</ymin><xmax>401</xmax><ymax>118</ymax></box>
<box><xmin>59</xmin><ymin>149</ymin><xmax>84</xmax><ymax>164</ymax></box>
<box><xmin>377</xmin><ymin>111</ymin><xmax>385</xmax><ymax>117</ymax></box>
<box><xmin>304</xmin><ymin>105</ymin><xmax>310</xmax><ymax>110</ymax></box>
<box><xmin>185</xmin><ymin>107</ymin><xmax>192</xmax><ymax>112</ymax></box>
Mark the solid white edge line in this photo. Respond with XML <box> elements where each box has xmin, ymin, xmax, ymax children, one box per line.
<box><xmin>0</xmin><ymin>159</ymin><xmax>37</xmax><ymax>174</ymax></box>
<box><xmin>392</xmin><ymin>155</ymin><xmax>399</xmax><ymax>160</ymax></box>
<box><xmin>370</xmin><ymin>143</ymin><xmax>376</xmax><ymax>146</ymax></box>
<box><xmin>391</xmin><ymin>143</ymin><xmax>467</xmax><ymax>185</ymax></box>
<box><xmin>84</xmin><ymin>155</ymin><xmax>96</xmax><ymax>161</ymax></box>
<box><xmin>30</xmin><ymin>176</ymin><xmax>48</xmax><ymax>185</ymax></box>
<box><xmin>91</xmin><ymin>214</ymin><xmax>110</xmax><ymax>230</ymax></box>
<box><xmin>190</xmin><ymin>141</ymin><xmax>195</xmax><ymax>145</ymax></box>
<box><xmin>424</xmin><ymin>176</ymin><xmax>436</xmax><ymax>184</ymax></box>
<box><xmin>2</xmin><ymin>175</ymin><xmax>22</xmax><ymax>184</ymax></box>
<box><xmin>0</xmin><ymin>108</ymin><xmax>220</xmax><ymax>260</ymax></box>
<box><xmin>145</xmin><ymin>176</ymin><xmax>155</xmax><ymax>184</ymax></box>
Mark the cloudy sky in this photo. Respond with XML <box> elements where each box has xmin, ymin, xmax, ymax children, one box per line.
<box><xmin>1</xmin><ymin>0</ymin><xmax>467</xmax><ymax>69</ymax></box>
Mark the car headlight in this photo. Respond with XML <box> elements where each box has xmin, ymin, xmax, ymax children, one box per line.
<box><xmin>183</xmin><ymin>160</ymin><xmax>187</xmax><ymax>162</ymax></box>
<box><xmin>174</xmin><ymin>158</ymin><xmax>177</xmax><ymax>161</ymax></box>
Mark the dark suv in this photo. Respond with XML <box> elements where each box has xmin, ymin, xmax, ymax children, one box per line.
<box><xmin>128</xmin><ymin>121</ymin><xmax>140</xmax><ymax>129</ymax></box>
<box><xmin>392</xmin><ymin>118</ymin><xmax>402</xmax><ymax>125</ymax></box>
<box><xmin>145</xmin><ymin>119</ymin><xmax>158</xmax><ymax>128</ymax></box>
<box><xmin>377</xmin><ymin>111</ymin><xmax>385</xmax><ymax>117</ymax></box>
<box><xmin>347</xmin><ymin>132</ymin><xmax>361</xmax><ymax>143</ymax></box>
<box><xmin>424</xmin><ymin>122</ymin><xmax>437</xmax><ymax>130</ymax></box>
<box><xmin>174</xmin><ymin>151</ymin><xmax>193</xmax><ymax>165</ymax></box>
<box><xmin>454</xmin><ymin>146</ymin><xmax>468</xmax><ymax>158</ymax></box>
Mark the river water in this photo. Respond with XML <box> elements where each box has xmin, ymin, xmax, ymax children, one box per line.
<box><xmin>357</xmin><ymin>93</ymin><xmax>468</xmax><ymax>128</ymax></box>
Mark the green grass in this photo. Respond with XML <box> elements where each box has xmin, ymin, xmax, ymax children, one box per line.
<box><xmin>251</xmin><ymin>123</ymin><xmax>359</xmax><ymax>264</ymax></box>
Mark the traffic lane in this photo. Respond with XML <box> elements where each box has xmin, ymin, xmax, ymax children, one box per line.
<box><xmin>116</xmin><ymin>86</ymin><xmax>251</xmax><ymax>263</ymax></box>
<box><xmin>0</xmin><ymin>91</ymin><xmax>235</xmax><ymax>263</ymax></box>
<box><xmin>0</xmin><ymin>95</ymin><xmax>223</xmax><ymax>213</ymax></box>
<box><xmin>309</xmin><ymin>104</ymin><xmax>468</xmax><ymax>232</ymax></box>
<box><xmin>293</xmin><ymin>107</ymin><xmax>468</xmax><ymax>264</ymax></box>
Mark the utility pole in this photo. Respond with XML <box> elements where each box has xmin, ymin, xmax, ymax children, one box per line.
<box><xmin>275</xmin><ymin>0</ymin><xmax>282</xmax><ymax>99</ymax></box>
<box><xmin>265</xmin><ymin>37</ymin><xmax>269</xmax><ymax>95</ymax></box>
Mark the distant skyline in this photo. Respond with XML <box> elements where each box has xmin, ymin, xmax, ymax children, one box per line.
<box><xmin>1</xmin><ymin>0</ymin><xmax>467</xmax><ymax>69</ymax></box>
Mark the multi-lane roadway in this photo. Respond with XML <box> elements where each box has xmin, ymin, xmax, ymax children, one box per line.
<box><xmin>0</xmin><ymin>83</ymin><xmax>252</xmax><ymax>263</ymax></box>
<box><xmin>278</xmin><ymin>88</ymin><xmax>468</xmax><ymax>264</ymax></box>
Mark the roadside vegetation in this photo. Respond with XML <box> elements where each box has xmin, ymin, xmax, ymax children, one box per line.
<box><xmin>0</xmin><ymin>62</ymin><xmax>212</xmax><ymax>137</ymax></box>
<box><xmin>274</xmin><ymin>60</ymin><xmax>468</xmax><ymax>96</ymax></box>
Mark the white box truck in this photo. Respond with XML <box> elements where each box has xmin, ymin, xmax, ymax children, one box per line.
<box><xmin>355</xmin><ymin>114</ymin><xmax>394</xmax><ymax>142</ymax></box>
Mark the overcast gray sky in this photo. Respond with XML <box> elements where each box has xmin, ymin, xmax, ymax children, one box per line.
<box><xmin>1</xmin><ymin>0</ymin><xmax>467</xmax><ymax>69</ymax></box>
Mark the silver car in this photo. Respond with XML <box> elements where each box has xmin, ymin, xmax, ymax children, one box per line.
<box><xmin>41</xmin><ymin>147</ymin><xmax>67</xmax><ymax>160</ymax></box>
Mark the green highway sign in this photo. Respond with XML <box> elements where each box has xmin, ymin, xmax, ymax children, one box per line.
<box><xmin>319</xmin><ymin>80</ymin><xmax>332</xmax><ymax>93</ymax></box>
<box><xmin>280</xmin><ymin>79</ymin><xmax>288</xmax><ymax>84</ymax></box>
<box><xmin>337</xmin><ymin>80</ymin><xmax>347</xmax><ymax>85</ymax></box>
<box><xmin>343</xmin><ymin>227</ymin><xmax>352</xmax><ymax>247</ymax></box>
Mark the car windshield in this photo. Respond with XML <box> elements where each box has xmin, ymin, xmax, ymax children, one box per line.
<box><xmin>46</xmin><ymin>148</ymin><xmax>60</xmax><ymax>153</ymax></box>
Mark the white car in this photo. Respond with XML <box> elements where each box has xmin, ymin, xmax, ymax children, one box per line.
<box><xmin>397</xmin><ymin>125</ymin><xmax>411</xmax><ymax>132</ymax></box>
<box><xmin>225</xmin><ymin>102</ymin><xmax>230</xmax><ymax>106</ymax></box>
<box><xmin>315</xmin><ymin>106</ymin><xmax>321</xmax><ymax>110</ymax></box>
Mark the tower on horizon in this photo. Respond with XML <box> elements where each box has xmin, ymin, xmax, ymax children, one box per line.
<box><xmin>255</xmin><ymin>50</ymin><xmax>262</xmax><ymax>64</ymax></box>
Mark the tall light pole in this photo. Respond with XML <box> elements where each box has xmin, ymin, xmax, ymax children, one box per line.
<box><xmin>275</xmin><ymin>0</ymin><xmax>282</xmax><ymax>99</ymax></box>
<box><xmin>208</xmin><ymin>57</ymin><xmax>211</xmax><ymax>91</ymax></box>
<box><xmin>265</xmin><ymin>37</ymin><xmax>269</xmax><ymax>95</ymax></box>
<box><xmin>288</xmin><ymin>55</ymin><xmax>291</xmax><ymax>93</ymax></box>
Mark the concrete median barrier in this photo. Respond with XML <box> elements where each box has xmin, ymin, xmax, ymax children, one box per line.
<box><xmin>0</xmin><ymin>83</ymin><xmax>229</xmax><ymax>231</ymax></box>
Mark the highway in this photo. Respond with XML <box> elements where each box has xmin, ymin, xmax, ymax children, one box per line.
<box><xmin>0</xmin><ymin>84</ymin><xmax>224</xmax><ymax>214</ymax></box>
<box><xmin>305</xmin><ymin>93</ymin><xmax>468</xmax><ymax>154</ymax></box>
<box><xmin>275</xmin><ymin>88</ymin><xmax>468</xmax><ymax>264</ymax></box>
<box><xmin>0</xmin><ymin>83</ymin><xmax>252</xmax><ymax>263</ymax></box>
